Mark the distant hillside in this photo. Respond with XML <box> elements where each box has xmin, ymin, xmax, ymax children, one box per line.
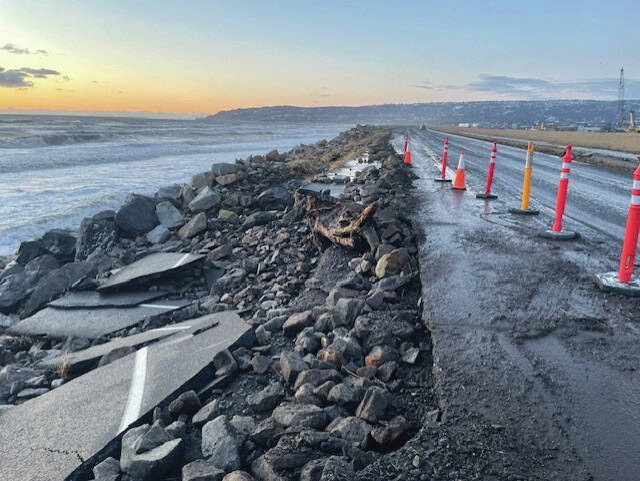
<box><xmin>205</xmin><ymin>100</ymin><xmax>640</xmax><ymax>127</ymax></box>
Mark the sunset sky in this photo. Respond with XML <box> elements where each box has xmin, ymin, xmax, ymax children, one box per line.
<box><xmin>1</xmin><ymin>0</ymin><xmax>639</xmax><ymax>117</ymax></box>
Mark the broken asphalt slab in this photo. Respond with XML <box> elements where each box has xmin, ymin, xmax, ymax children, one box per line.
<box><xmin>37</xmin><ymin>314</ymin><xmax>221</xmax><ymax>376</ymax></box>
<box><xmin>97</xmin><ymin>252</ymin><xmax>204</xmax><ymax>293</ymax></box>
<box><xmin>8</xmin><ymin>300</ymin><xmax>190</xmax><ymax>339</ymax></box>
<box><xmin>48</xmin><ymin>290</ymin><xmax>169</xmax><ymax>309</ymax></box>
<box><xmin>0</xmin><ymin>311</ymin><xmax>251</xmax><ymax>481</ymax></box>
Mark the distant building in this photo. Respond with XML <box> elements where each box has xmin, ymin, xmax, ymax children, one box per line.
<box><xmin>458</xmin><ymin>123</ymin><xmax>470</xmax><ymax>128</ymax></box>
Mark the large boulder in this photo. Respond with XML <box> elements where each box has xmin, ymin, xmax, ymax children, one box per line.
<box><xmin>201</xmin><ymin>415</ymin><xmax>242</xmax><ymax>472</ymax></box>
<box><xmin>254</xmin><ymin>187</ymin><xmax>293</xmax><ymax>210</ymax></box>
<box><xmin>155</xmin><ymin>201</ymin><xmax>185</xmax><ymax>229</ymax></box>
<box><xmin>116</xmin><ymin>194</ymin><xmax>158</xmax><ymax>238</ymax></box>
<box><xmin>21</xmin><ymin>261</ymin><xmax>96</xmax><ymax>317</ymax></box>
<box><xmin>0</xmin><ymin>273</ymin><xmax>30</xmax><ymax>312</ymax></box>
<box><xmin>16</xmin><ymin>240</ymin><xmax>44</xmax><ymax>266</ymax></box>
<box><xmin>75</xmin><ymin>210</ymin><xmax>118</xmax><ymax>261</ymax></box>
<box><xmin>40</xmin><ymin>229</ymin><xmax>76</xmax><ymax>262</ymax></box>
<box><xmin>24</xmin><ymin>255</ymin><xmax>59</xmax><ymax>285</ymax></box>
<box><xmin>188</xmin><ymin>187</ymin><xmax>221</xmax><ymax>214</ymax></box>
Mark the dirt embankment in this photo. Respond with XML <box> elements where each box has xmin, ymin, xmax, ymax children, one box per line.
<box><xmin>432</xmin><ymin>126</ymin><xmax>640</xmax><ymax>171</ymax></box>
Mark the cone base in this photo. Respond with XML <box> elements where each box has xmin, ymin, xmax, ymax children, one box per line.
<box><xmin>540</xmin><ymin>229</ymin><xmax>578</xmax><ymax>240</ymax></box>
<box><xmin>595</xmin><ymin>271</ymin><xmax>640</xmax><ymax>296</ymax></box>
<box><xmin>476</xmin><ymin>193</ymin><xmax>497</xmax><ymax>199</ymax></box>
<box><xmin>509</xmin><ymin>207</ymin><xmax>539</xmax><ymax>216</ymax></box>
<box><xmin>451</xmin><ymin>186</ymin><xmax>466</xmax><ymax>190</ymax></box>
<box><xmin>434</xmin><ymin>178</ymin><xmax>452</xmax><ymax>183</ymax></box>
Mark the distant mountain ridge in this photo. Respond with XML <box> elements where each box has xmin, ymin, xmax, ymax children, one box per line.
<box><xmin>205</xmin><ymin>100</ymin><xmax>640</xmax><ymax>127</ymax></box>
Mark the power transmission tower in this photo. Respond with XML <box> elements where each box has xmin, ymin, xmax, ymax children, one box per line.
<box><xmin>617</xmin><ymin>66</ymin><xmax>625</xmax><ymax>128</ymax></box>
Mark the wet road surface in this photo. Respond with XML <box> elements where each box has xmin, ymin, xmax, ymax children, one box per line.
<box><xmin>401</xmin><ymin>128</ymin><xmax>640</xmax><ymax>481</ymax></box>
<box><xmin>416</xmin><ymin>128</ymin><xmax>635</xmax><ymax>240</ymax></box>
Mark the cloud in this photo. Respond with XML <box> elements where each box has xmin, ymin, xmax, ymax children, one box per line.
<box><xmin>1</xmin><ymin>43</ymin><xmax>47</xmax><ymax>55</ymax></box>
<box><xmin>0</xmin><ymin>66</ymin><xmax>61</xmax><ymax>88</ymax></box>
<box><xmin>413</xmin><ymin>75</ymin><xmax>640</xmax><ymax>99</ymax></box>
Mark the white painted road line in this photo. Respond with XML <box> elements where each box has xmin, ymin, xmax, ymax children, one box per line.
<box><xmin>152</xmin><ymin>325</ymin><xmax>192</xmax><ymax>332</ymax></box>
<box><xmin>171</xmin><ymin>253</ymin><xmax>191</xmax><ymax>269</ymax></box>
<box><xmin>140</xmin><ymin>303</ymin><xmax>184</xmax><ymax>309</ymax></box>
<box><xmin>119</xmin><ymin>346</ymin><xmax>148</xmax><ymax>433</ymax></box>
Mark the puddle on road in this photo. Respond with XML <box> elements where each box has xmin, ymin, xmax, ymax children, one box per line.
<box><xmin>524</xmin><ymin>335</ymin><xmax>640</xmax><ymax>481</ymax></box>
<box><xmin>301</xmin><ymin>154</ymin><xmax>380</xmax><ymax>198</ymax></box>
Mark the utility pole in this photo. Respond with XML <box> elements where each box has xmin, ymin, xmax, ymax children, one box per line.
<box><xmin>617</xmin><ymin>66</ymin><xmax>625</xmax><ymax>128</ymax></box>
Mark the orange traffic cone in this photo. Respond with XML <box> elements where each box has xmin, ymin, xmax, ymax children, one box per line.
<box><xmin>404</xmin><ymin>140</ymin><xmax>412</xmax><ymax>165</ymax></box>
<box><xmin>452</xmin><ymin>150</ymin><xmax>466</xmax><ymax>190</ymax></box>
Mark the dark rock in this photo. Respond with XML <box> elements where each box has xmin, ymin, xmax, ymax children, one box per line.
<box><xmin>116</xmin><ymin>194</ymin><xmax>158</xmax><ymax>237</ymax></box>
<box><xmin>24</xmin><ymin>255</ymin><xmax>58</xmax><ymax>284</ymax></box>
<box><xmin>282</xmin><ymin>310</ymin><xmax>313</xmax><ymax>337</ymax></box>
<box><xmin>182</xmin><ymin>459</ymin><xmax>225</xmax><ymax>481</ymax></box>
<box><xmin>21</xmin><ymin>261</ymin><xmax>96</xmax><ymax>317</ymax></box>
<box><xmin>242</xmin><ymin>212</ymin><xmax>277</xmax><ymax>230</ymax></box>
<box><xmin>272</xmin><ymin>403</ymin><xmax>328</xmax><ymax>429</ymax></box>
<box><xmin>155</xmin><ymin>184</ymin><xmax>182</xmax><ymax>206</ymax></box>
<box><xmin>120</xmin><ymin>424</ymin><xmax>150</xmax><ymax>472</ymax></box>
<box><xmin>93</xmin><ymin>457</ymin><xmax>120</xmax><ymax>479</ymax></box>
<box><xmin>251</xmin><ymin>354</ymin><xmax>271</xmax><ymax>374</ymax></box>
<box><xmin>40</xmin><ymin>229</ymin><xmax>76</xmax><ymax>262</ymax></box>
<box><xmin>215</xmin><ymin>173</ymin><xmax>239</xmax><ymax>186</ymax></box>
<box><xmin>191</xmin><ymin>172</ymin><xmax>214</xmax><ymax>190</ymax></box>
<box><xmin>179</xmin><ymin>212</ymin><xmax>207</xmax><ymax>239</ymax></box>
<box><xmin>134</xmin><ymin>420</ymin><xmax>171</xmax><ymax>454</ymax></box>
<box><xmin>327</xmin><ymin>416</ymin><xmax>372</xmax><ymax>449</ymax></box>
<box><xmin>201</xmin><ymin>415</ymin><xmax>242</xmax><ymax>471</ymax></box>
<box><xmin>222</xmin><ymin>471</ymin><xmax>254</xmax><ymax>481</ymax></box>
<box><xmin>127</xmin><ymin>438</ymin><xmax>183</xmax><ymax>481</ymax></box>
<box><xmin>355</xmin><ymin>387</ymin><xmax>389</xmax><ymax>423</ymax></box>
<box><xmin>364</xmin><ymin>345</ymin><xmax>399</xmax><ymax>368</ymax></box>
<box><xmin>16</xmin><ymin>240</ymin><xmax>44</xmax><ymax>266</ymax></box>
<box><xmin>211</xmin><ymin>163</ymin><xmax>240</xmax><ymax>177</ymax></box>
<box><xmin>0</xmin><ymin>273</ymin><xmax>30</xmax><ymax>311</ymax></box>
<box><xmin>146</xmin><ymin>225</ymin><xmax>170</xmax><ymax>244</ymax></box>
<box><xmin>333</xmin><ymin>298</ymin><xmax>364</xmax><ymax>327</ymax></box>
<box><xmin>169</xmin><ymin>390</ymin><xmax>202</xmax><ymax>417</ymax></box>
<box><xmin>370</xmin><ymin>415</ymin><xmax>408</xmax><ymax>448</ymax></box>
<box><xmin>155</xmin><ymin>201</ymin><xmax>185</xmax><ymax>229</ymax></box>
<box><xmin>213</xmin><ymin>349</ymin><xmax>238</xmax><ymax>376</ymax></box>
<box><xmin>320</xmin><ymin>456</ymin><xmax>355</xmax><ymax>480</ymax></box>
<box><xmin>300</xmin><ymin>459</ymin><xmax>326</xmax><ymax>481</ymax></box>
<box><xmin>208</xmin><ymin>243</ymin><xmax>233</xmax><ymax>261</ymax></box>
<box><xmin>327</xmin><ymin>382</ymin><xmax>362</xmax><ymax>409</ymax></box>
<box><xmin>250</xmin><ymin>417</ymin><xmax>283</xmax><ymax>448</ymax></box>
<box><xmin>294</xmin><ymin>369</ymin><xmax>341</xmax><ymax>390</ymax></box>
<box><xmin>295</xmin><ymin>383</ymin><xmax>321</xmax><ymax>405</ymax></box>
<box><xmin>255</xmin><ymin>187</ymin><xmax>294</xmax><ymax>210</ymax></box>
<box><xmin>279</xmin><ymin>351</ymin><xmax>307</xmax><ymax>384</ymax></box>
<box><xmin>247</xmin><ymin>382</ymin><xmax>284</xmax><ymax>412</ymax></box>
<box><xmin>75</xmin><ymin>210</ymin><xmax>117</xmax><ymax>260</ymax></box>
<box><xmin>189</xmin><ymin>186</ymin><xmax>221</xmax><ymax>213</ymax></box>
<box><xmin>193</xmin><ymin>399</ymin><xmax>220</xmax><ymax>426</ymax></box>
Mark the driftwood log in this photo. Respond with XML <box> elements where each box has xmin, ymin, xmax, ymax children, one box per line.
<box><xmin>302</xmin><ymin>193</ymin><xmax>378</xmax><ymax>251</ymax></box>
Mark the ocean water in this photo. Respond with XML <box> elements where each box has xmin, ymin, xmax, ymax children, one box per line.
<box><xmin>0</xmin><ymin>115</ymin><xmax>351</xmax><ymax>256</ymax></box>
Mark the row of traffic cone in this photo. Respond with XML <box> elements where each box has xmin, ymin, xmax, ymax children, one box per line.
<box><xmin>431</xmin><ymin>135</ymin><xmax>640</xmax><ymax>295</ymax></box>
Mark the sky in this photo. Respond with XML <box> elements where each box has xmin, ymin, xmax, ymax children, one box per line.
<box><xmin>1</xmin><ymin>0</ymin><xmax>639</xmax><ymax>118</ymax></box>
